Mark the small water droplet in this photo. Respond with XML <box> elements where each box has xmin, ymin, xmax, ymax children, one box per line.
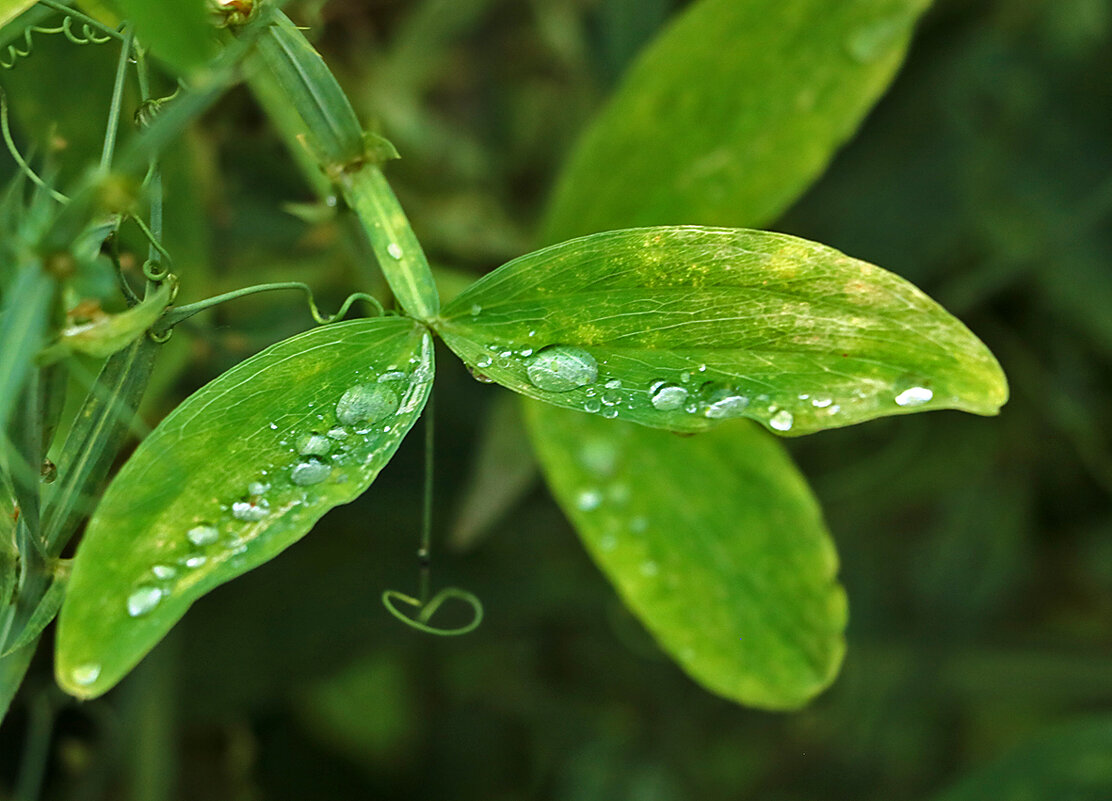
<box><xmin>470</xmin><ymin>304</ymin><xmax>482</xmax><ymax>316</ymax></box>
<box><xmin>336</xmin><ymin>384</ymin><xmax>399</xmax><ymax>425</ymax></box>
<box><xmin>151</xmin><ymin>564</ymin><xmax>176</xmax><ymax>580</ymax></box>
<box><xmin>894</xmin><ymin>386</ymin><xmax>933</xmax><ymax>407</ymax></box>
<box><xmin>601</xmin><ymin>407</ymin><xmax>619</xmax><ymax>419</ymax></box>
<box><xmin>291</xmin><ymin>459</ymin><xmax>331</xmax><ymax>486</ymax></box>
<box><xmin>187</xmin><ymin>524</ymin><xmax>220</xmax><ymax>546</ymax></box>
<box><xmin>297</xmin><ymin>433</ymin><xmax>331</xmax><ymax>457</ymax></box>
<box><xmin>183</xmin><ymin>555</ymin><xmax>206</xmax><ymax>568</ymax></box>
<box><xmin>697</xmin><ymin>364</ymin><xmax>707</xmax><ymax>373</ymax></box>
<box><xmin>519</xmin><ymin>348</ymin><xmax>534</xmax><ymax>357</ymax></box>
<box><xmin>640</xmin><ymin>561</ymin><xmax>659</xmax><ymax>577</ymax></box>
<box><xmin>476</xmin><ymin>356</ymin><xmax>493</xmax><ymax>369</ymax></box>
<box><xmin>576</xmin><ymin>489</ymin><xmax>603</xmax><ymax>511</ymax></box>
<box><xmin>524</xmin><ymin>345</ymin><xmax>598</xmax><ymax>392</ymax></box>
<box><xmin>601</xmin><ymin>391</ymin><xmax>621</xmax><ymax>406</ymax></box>
<box><xmin>769</xmin><ymin>408</ymin><xmax>794</xmax><ymax>431</ymax></box>
<box><xmin>604</xmin><ymin>379</ymin><xmax>622</xmax><ymax>390</ymax></box>
<box><xmin>327</xmin><ymin>427</ymin><xmax>348</xmax><ymax>439</ymax></box>
<box><xmin>650</xmin><ymin>383</ymin><xmax>689</xmax><ymax>411</ymax></box>
<box><xmin>127</xmin><ymin>585</ymin><xmax>164</xmax><ymax>617</ymax></box>
<box><xmin>378</xmin><ymin>370</ymin><xmax>407</xmax><ymax>383</ymax></box>
<box><xmin>811</xmin><ymin>396</ymin><xmax>833</xmax><ymax>408</ymax></box>
<box><xmin>247</xmin><ymin>481</ymin><xmax>269</xmax><ymax>496</ymax></box>
<box><xmin>269</xmin><ymin>422</ymin><xmax>278</xmax><ymax>430</ymax></box>
<box><xmin>232</xmin><ymin>499</ymin><xmax>269</xmax><ymax>522</ymax></box>
<box><xmin>387</xmin><ymin>242</ymin><xmax>404</xmax><ymax>260</ymax></box>
<box><xmin>72</xmin><ymin>664</ymin><xmax>101</xmax><ymax>686</ymax></box>
<box><xmin>829</xmin><ymin>404</ymin><xmax>841</xmax><ymax>414</ymax></box>
<box><xmin>583</xmin><ymin>398</ymin><xmax>602</xmax><ymax>413</ymax></box>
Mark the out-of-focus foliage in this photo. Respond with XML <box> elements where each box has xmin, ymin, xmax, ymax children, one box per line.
<box><xmin>0</xmin><ymin>0</ymin><xmax>1110</xmax><ymax>799</ymax></box>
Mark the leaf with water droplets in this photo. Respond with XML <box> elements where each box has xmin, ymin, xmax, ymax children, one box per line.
<box><xmin>55</xmin><ymin>318</ymin><xmax>434</xmax><ymax>699</ymax></box>
<box><xmin>526</xmin><ymin>403</ymin><xmax>846</xmax><ymax>710</ymax></box>
<box><xmin>437</xmin><ymin>227</ymin><xmax>1008</xmax><ymax>436</ymax></box>
<box><xmin>542</xmin><ymin>0</ymin><xmax>932</xmax><ymax>242</ymax></box>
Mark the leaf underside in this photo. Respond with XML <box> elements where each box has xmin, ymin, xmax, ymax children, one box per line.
<box><xmin>526</xmin><ymin>402</ymin><xmax>846</xmax><ymax>709</ymax></box>
<box><xmin>56</xmin><ymin>317</ymin><xmax>433</xmax><ymax>698</ymax></box>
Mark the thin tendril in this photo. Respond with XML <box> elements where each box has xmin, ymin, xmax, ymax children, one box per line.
<box><xmin>99</xmin><ymin>26</ymin><xmax>133</xmax><ymax>171</ymax></box>
<box><xmin>381</xmin><ymin>391</ymin><xmax>484</xmax><ymax>636</ymax></box>
<box><xmin>0</xmin><ymin>91</ymin><xmax>68</xmax><ymax>204</ymax></box>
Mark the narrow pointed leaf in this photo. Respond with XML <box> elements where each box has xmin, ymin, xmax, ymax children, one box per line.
<box><xmin>56</xmin><ymin>318</ymin><xmax>434</xmax><ymax>699</ymax></box>
<box><xmin>543</xmin><ymin>0</ymin><xmax>932</xmax><ymax>241</ymax></box>
<box><xmin>526</xmin><ymin>403</ymin><xmax>846</xmax><ymax>709</ymax></box>
<box><xmin>439</xmin><ymin>226</ymin><xmax>1008</xmax><ymax>436</ymax></box>
<box><xmin>0</xmin><ymin>641</ymin><xmax>34</xmax><ymax>725</ymax></box>
<box><xmin>0</xmin><ymin>265</ymin><xmax>53</xmax><ymax>434</ymax></box>
<box><xmin>0</xmin><ymin>563</ymin><xmax>65</xmax><ymax>657</ymax></box>
<box><xmin>39</xmin><ymin>279</ymin><xmax>173</xmax><ymax>363</ymax></box>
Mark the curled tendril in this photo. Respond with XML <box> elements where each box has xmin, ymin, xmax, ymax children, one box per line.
<box><xmin>141</xmin><ymin>259</ymin><xmax>169</xmax><ymax>282</ymax></box>
<box><xmin>382</xmin><ymin>588</ymin><xmax>484</xmax><ymax>636</ymax></box>
<box><xmin>0</xmin><ymin>16</ymin><xmax>116</xmax><ymax>69</ymax></box>
<box><xmin>0</xmin><ymin>89</ymin><xmax>68</xmax><ymax>204</ymax></box>
<box><xmin>147</xmin><ymin>327</ymin><xmax>173</xmax><ymax>343</ymax></box>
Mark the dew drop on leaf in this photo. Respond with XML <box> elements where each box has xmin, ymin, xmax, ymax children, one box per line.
<box><xmin>126</xmin><ymin>585</ymin><xmax>164</xmax><ymax>617</ymax></box>
<box><xmin>524</xmin><ymin>345</ymin><xmax>598</xmax><ymax>392</ymax></box>
<box><xmin>232</xmin><ymin>499</ymin><xmax>269</xmax><ymax>522</ymax></box>
<box><xmin>769</xmin><ymin>409</ymin><xmax>794</xmax><ymax>432</ymax></box>
<box><xmin>297</xmin><ymin>433</ymin><xmax>331</xmax><ymax>457</ymax></box>
<box><xmin>71</xmin><ymin>664</ymin><xmax>101</xmax><ymax>686</ymax></box>
<box><xmin>576</xmin><ymin>489</ymin><xmax>603</xmax><ymax>511</ymax></box>
<box><xmin>291</xmin><ymin>459</ymin><xmax>331</xmax><ymax>486</ymax></box>
<box><xmin>650</xmin><ymin>383</ymin><xmax>689</xmax><ymax>411</ymax></box>
<box><xmin>186</xmin><ymin>524</ymin><xmax>220</xmax><ymax>546</ymax></box>
<box><xmin>894</xmin><ymin>386</ymin><xmax>933</xmax><ymax>407</ymax></box>
<box><xmin>335</xmin><ymin>384</ymin><xmax>400</xmax><ymax>426</ymax></box>
<box><xmin>704</xmin><ymin>386</ymin><xmax>749</xmax><ymax>419</ymax></box>
<box><xmin>387</xmin><ymin>242</ymin><xmax>404</xmax><ymax>260</ymax></box>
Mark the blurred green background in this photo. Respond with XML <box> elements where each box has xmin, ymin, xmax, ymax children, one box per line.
<box><xmin>2</xmin><ymin>0</ymin><xmax>1112</xmax><ymax>798</ymax></box>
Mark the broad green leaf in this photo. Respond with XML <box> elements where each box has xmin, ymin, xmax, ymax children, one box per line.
<box><xmin>56</xmin><ymin>317</ymin><xmax>434</xmax><ymax>698</ymax></box>
<box><xmin>0</xmin><ymin>0</ymin><xmax>36</xmax><ymax>30</ymax></box>
<box><xmin>115</xmin><ymin>0</ymin><xmax>214</xmax><ymax>74</ymax></box>
<box><xmin>438</xmin><ymin>227</ymin><xmax>1008</xmax><ymax>436</ymax></box>
<box><xmin>39</xmin><ymin>279</ymin><xmax>173</xmax><ymax>363</ymax></box>
<box><xmin>932</xmin><ymin>718</ymin><xmax>1112</xmax><ymax>801</ymax></box>
<box><xmin>525</xmin><ymin>402</ymin><xmax>846</xmax><ymax>709</ymax></box>
<box><xmin>542</xmin><ymin>0</ymin><xmax>932</xmax><ymax>242</ymax></box>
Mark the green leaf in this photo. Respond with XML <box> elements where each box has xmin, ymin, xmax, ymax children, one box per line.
<box><xmin>525</xmin><ymin>402</ymin><xmax>846</xmax><ymax>709</ymax></box>
<box><xmin>55</xmin><ymin>317</ymin><xmax>434</xmax><ymax>698</ymax></box>
<box><xmin>0</xmin><ymin>265</ymin><xmax>53</xmax><ymax>435</ymax></box>
<box><xmin>438</xmin><ymin>226</ymin><xmax>1008</xmax><ymax>436</ymax></box>
<box><xmin>38</xmin><ymin>278</ymin><xmax>173</xmax><ymax>363</ymax></box>
<box><xmin>932</xmin><ymin>718</ymin><xmax>1112</xmax><ymax>801</ymax></box>
<box><xmin>542</xmin><ymin>0</ymin><xmax>932</xmax><ymax>242</ymax></box>
<box><xmin>115</xmin><ymin>0</ymin><xmax>215</xmax><ymax>74</ymax></box>
<box><xmin>0</xmin><ymin>0</ymin><xmax>37</xmax><ymax>30</ymax></box>
<box><xmin>0</xmin><ymin>641</ymin><xmax>35</xmax><ymax>725</ymax></box>
<box><xmin>0</xmin><ymin>561</ymin><xmax>66</xmax><ymax>657</ymax></box>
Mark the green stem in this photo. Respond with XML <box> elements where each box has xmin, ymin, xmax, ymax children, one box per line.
<box><xmin>156</xmin><ymin>283</ymin><xmax>385</xmax><ymax>331</ymax></box>
<box><xmin>419</xmin><ymin>390</ymin><xmax>434</xmax><ymax>604</ymax></box>
<box><xmin>99</xmin><ymin>27</ymin><xmax>133</xmax><ymax>172</ymax></box>
<box><xmin>0</xmin><ymin>90</ymin><xmax>68</xmax><ymax>204</ymax></box>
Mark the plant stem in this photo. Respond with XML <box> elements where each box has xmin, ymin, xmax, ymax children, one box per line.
<box><xmin>419</xmin><ymin>390</ymin><xmax>434</xmax><ymax>604</ymax></box>
<box><xmin>99</xmin><ymin>27</ymin><xmax>133</xmax><ymax>172</ymax></box>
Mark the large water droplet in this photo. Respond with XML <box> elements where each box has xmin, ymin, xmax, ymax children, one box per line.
<box><xmin>232</xmin><ymin>499</ymin><xmax>269</xmax><ymax>522</ymax></box>
<box><xmin>704</xmin><ymin>387</ymin><xmax>749</xmax><ymax>419</ymax></box>
<box><xmin>769</xmin><ymin>408</ymin><xmax>794</xmax><ymax>431</ymax></box>
<box><xmin>894</xmin><ymin>386</ymin><xmax>933</xmax><ymax>407</ymax></box>
<box><xmin>336</xmin><ymin>384</ymin><xmax>399</xmax><ymax>425</ymax></box>
<box><xmin>297</xmin><ymin>433</ymin><xmax>331</xmax><ymax>457</ymax></box>
<box><xmin>186</xmin><ymin>524</ymin><xmax>219</xmax><ymax>546</ymax></box>
<box><xmin>525</xmin><ymin>345</ymin><xmax>598</xmax><ymax>392</ymax></box>
<box><xmin>71</xmin><ymin>664</ymin><xmax>101</xmax><ymax>686</ymax></box>
<box><xmin>291</xmin><ymin>459</ymin><xmax>331</xmax><ymax>486</ymax></box>
<box><xmin>650</xmin><ymin>383</ymin><xmax>689</xmax><ymax>411</ymax></box>
<box><xmin>127</xmin><ymin>585</ymin><xmax>164</xmax><ymax>617</ymax></box>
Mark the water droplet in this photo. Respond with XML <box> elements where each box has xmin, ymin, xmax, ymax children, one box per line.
<box><xmin>769</xmin><ymin>408</ymin><xmax>794</xmax><ymax>431</ymax></box>
<box><xmin>183</xmin><ymin>555</ymin><xmax>206</xmax><ymax>568</ymax></box>
<box><xmin>247</xmin><ymin>481</ymin><xmax>269</xmax><ymax>496</ymax></box>
<box><xmin>601</xmin><ymin>407</ymin><xmax>619</xmax><ymax>419</ymax></box>
<box><xmin>297</xmin><ymin>433</ymin><xmax>331</xmax><ymax>457</ymax></box>
<box><xmin>151</xmin><ymin>564</ymin><xmax>176</xmax><ymax>580</ymax></box>
<box><xmin>583</xmin><ymin>398</ymin><xmax>602</xmax><ymax>413</ymax></box>
<box><xmin>336</xmin><ymin>384</ymin><xmax>399</xmax><ymax>425</ymax></box>
<box><xmin>829</xmin><ymin>404</ymin><xmax>841</xmax><ymax>414</ymax></box>
<box><xmin>232</xmin><ymin>499</ymin><xmax>269</xmax><ymax>522</ymax></box>
<box><xmin>601</xmin><ymin>391</ymin><xmax>621</xmax><ymax>406</ymax></box>
<box><xmin>72</xmin><ymin>664</ymin><xmax>101</xmax><ymax>686</ymax></box>
<box><xmin>680</xmin><ymin>371</ymin><xmax>692</xmax><ymax>383</ymax></box>
<box><xmin>470</xmin><ymin>304</ymin><xmax>482</xmax><ymax>316</ymax></box>
<box><xmin>519</xmin><ymin>348</ymin><xmax>534</xmax><ymax>357</ymax></box>
<box><xmin>650</xmin><ymin>383</ymin><xmax>689</xmax><ymax>411</ymax></box>
<box><xmin>524</xmin><ymin>345</ymin><xmax>598</xmax><ymax>392</ymax></box>
<box><xmin>291</xmin><ymin>459</ymin><xmax>331</xmax><ymax>486</ymax></box>
<box><xmin>387</xmin><ymin>242</ymin><xmax>404</xmax><ymax>260</ymax></box>
<box><xmin>269</xmin><ymin>422</ymin><xmax>278</xmax><ymax>430</ymax></box>
<box><xmin>697</xmin><ymin>364</ymin><xmax>707</xmax><ymax>373</ymax></box>
<box><xmin>476</xmin><ymin>356</ymin><xmax>493</xmax><ymax>369</ymax></box>
<box><xmin>378</xmin><ymin>371</ymin><xmax>407</xmax><ymax>383</ymax></box>
<box><xmin>894</xmin><ymin>386</ymin><xmax>933</xmax><ymax>407</ymax></box>
<box><xmin>127</xmin><ymin>585</ymin><xmax>164</xmax><ymax>617</ymax></box>
<box><xmin>640</xmin><ymin>561</ymin><xmax>659</xmax><ymax>577</ymax></box>
<box><xmin>576</xmin><ymin>489</ymin><xmax>603</xmax><ymax>511</ymax></box>
<box><xmin>704</xmin><ymin>387</ymin><xmax>749</xmax><ymax>419</ymax></box>
<box><xmin>186</xmin><ymin>524</ymin><xmax>220</xmax><ymax>546</ymax></box>
<box><xmin>604</xmin><ymin>379</ymin><xmax>622</xmax><ymax>390</ymax></box>
<box><xmin>811</xmin><ymin>396</ymin><xmax>833</xmax><ymax>408</ymax></box>
<box><xmin>327</xmin><ymin>427</ymin><xmax>348</xmax><ymax>439</ymax></box>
